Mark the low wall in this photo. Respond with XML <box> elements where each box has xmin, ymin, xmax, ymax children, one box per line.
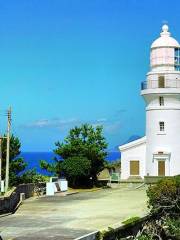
<box><xmin>144</xmin><ymin>176</ymin><xmax>173</xmax><ymax>184</ymax></box>
<box><xmin>0</xmin><ymin>183</ymin><xmax>45</xmax><ymax>214</ymax></box>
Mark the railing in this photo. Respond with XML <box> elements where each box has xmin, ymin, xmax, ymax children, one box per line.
<box><xmin>141</xmin><ymin>79</ymin><xmax>180</xmax><ymax>90</ymax></box>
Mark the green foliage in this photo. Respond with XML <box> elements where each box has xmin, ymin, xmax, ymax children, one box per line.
<box><xmin>146</xmin><ymin>176</ymin><xmax>180</xmax><ymax>216</ymax></box>
<box><xmin>61</xmin><ymin>156</ymin><xmax>91</xmax><ymax>186</ymax></box>
<box><xmin>136</xmin><ymin>235</ymin><xmax>152</xmax><ymax>240</ymax></box>
<box><xmin>55</xmin><ymin>124</ymin><xmax>108</xmax><ymax>178</ymax></box>
<box><xmin>135</xmin><ymin>217</ymin><xmax>180</xmax><ymax>240</ymax></box>
<box><xmin>1</xmin><ymin>135</ymin><xmax>27</xmax><ymax>186</ymax></box>
<box><xmin>41</xmin><ymin>124</ymin><xmax>108</xmax><ymax>187</ymax></box>
<box><xmin>40</xmin><ymin>160</ymin><xmax>59</xmax><ymax>174</ymax></box>
<box><xmin>19</xmin><ymin>169</ymin><xmax>49</xmax><ymax>184</ymax></box>
<box><xmin>164</xmin><ymin>217</ymin><xmax>180</xmax><ymax>237</ymax></box>
<box><xmin>135</xmin><ymin>176</ymin><xmax>180</xmax><ymax>240</ymax></box>
<box><xmin>122</xmin><ymin>216</ymin><xmax>140</xmax><ymax>225</ymax></box>
<box><xmin>174</xmin><ymin>175</ymin><xmax>180</xmax><ymax>187</ymax></box>
<box><xmin>104</xmin><ymin>160</ymin><xmax>121</xmax><ymax>171</ymax></box>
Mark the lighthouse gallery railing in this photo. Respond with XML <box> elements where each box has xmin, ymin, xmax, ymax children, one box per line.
<box><xmin>141</xmin><ymin>79</ymin><xmax>180</xmax><ymax>90</ymax></box>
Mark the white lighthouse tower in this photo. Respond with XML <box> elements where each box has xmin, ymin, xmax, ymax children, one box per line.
<box><xmin>119</xmin><ymin>25</ymin><xmax>180</xmax><ymax>180</ymax></box>
<box><xmin>142</xmin><ymin>24</ymin><xmax>180</xmax><ymax>177</ymax></box>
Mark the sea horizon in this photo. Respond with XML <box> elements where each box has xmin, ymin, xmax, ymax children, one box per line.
<box><xmin>18</xmin><ymin>151</ymin><xmax>121</xmax><ymax>176</ymax></box>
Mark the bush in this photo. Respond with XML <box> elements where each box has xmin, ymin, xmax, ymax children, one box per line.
<box><xmin>164</xmin><ymin>217</ymin><xmax>180</xmax><ymax>238</ymax></box>
<box><xmin>136</xmin><ymin>235</ymin><xmax>152</xmax><ymax>240</ymax></box>
<box><xmin>61</xmin><ymin>156</ymin><xmax>91</xmax><ymax>187</ymax></box>
<box><xmin>19</xmin><ymin>169</ymin><xmax>49</xmax><ymax>184</ymax></box>
<box><xmin>146</xmin><ymin>176</ymin><xmax>180</xmax><ymax>216</ymax></box>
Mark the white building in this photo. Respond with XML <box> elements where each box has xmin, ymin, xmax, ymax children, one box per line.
<box><xmin>119</xmin><ymin>25</ymin><xmax>180</xmax><ymax>180</ymax></box>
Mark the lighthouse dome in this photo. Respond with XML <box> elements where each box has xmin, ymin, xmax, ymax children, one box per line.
<box><xmin>151</xmin><ymin>24</ymin><xmax>180</xmax><ymax>48</ymax></box>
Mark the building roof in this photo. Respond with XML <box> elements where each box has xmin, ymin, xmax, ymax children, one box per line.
<box><xmin>119</xmin><ymin>136</ymin><xmax>146</xmax><ymax>151</ymax></box>
<box><xmin>151</xmin><ymin>24</ymin><xmax>180</xmax><ymax>49</ymax></box>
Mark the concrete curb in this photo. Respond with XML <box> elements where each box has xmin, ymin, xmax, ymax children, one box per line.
<box><xmin>74</xmin><ymin>231</ymin><xmax>99</xmax><ymax>240</ymax></box>
<box><xmin>66</xmin><ymin>191</ymin><xmax>79</xmax><ymax>196</ymax></box>
<box><xmin>83</xmin><ymin>188</ymin><xmax>101</xmax><ymax>193</ymax></box>
<box><xmin>66</xmin><ymin>188</ymin><xmax>102</xmax><ymax>196</ymax></box>
<box><xmin>74</xmin><ymin>214</ymin><xmax>149</xmax><ymax>240</ymax></box>
<box><xmin>0</xmin><ymin>212</ymin><xmax>12</xmax><ymax>218</ymax></box>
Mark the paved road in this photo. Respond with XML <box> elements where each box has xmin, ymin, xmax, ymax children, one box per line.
<box><xmin>0</xmin><ymin>186</ymin><xmax>147</xmax><ymax>240</ymax></box>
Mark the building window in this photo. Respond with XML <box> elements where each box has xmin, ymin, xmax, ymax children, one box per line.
<box><xmin>130</xmin><ymin>161</ymin><xmax>139</xmax><ymax>176</ymax></box>
<box><xmin>159</xmin><ymin>96</ymin><xmax>164</xmax><ymax>106</ymax></box>
<box><xmin>175</xmin><ymin>48</ymin><xmax>180</xmax><ymax>71</ymax></box>
<box><xmin>159</xmin><ymin>121</ymin><xmax>165</xmax><ymax>131</ymax></box>
<box><xmin>158</xmin><ymin>76</ymin><xmax>165</xmax><ymax>88</ymax></box>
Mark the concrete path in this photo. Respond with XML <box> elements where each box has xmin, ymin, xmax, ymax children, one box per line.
<box><xmin>0</xmin><ymin>186</ymin><xmax>148</xmax><ymax>240</ymax></box>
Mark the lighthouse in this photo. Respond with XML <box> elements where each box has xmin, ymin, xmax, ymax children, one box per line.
<box><xmin>119</xmin><ymin>25</ymin><xmax>180</xmax><ymax>180</ymax></box>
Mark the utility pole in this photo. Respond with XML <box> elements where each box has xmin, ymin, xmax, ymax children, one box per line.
<box><xmin>0</xmin><ymin>136</ymin><xmax>2</xmax><ymax>194</ymax></box>
<box><xmin>5</xmin><ymin>107</ymin><xmax>11</xmax><ymax>192</ymax></box>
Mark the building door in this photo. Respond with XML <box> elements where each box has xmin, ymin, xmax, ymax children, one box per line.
<box><xmin>130</xmin><ymin>161</ymin><xmax>139</xmax><ymax>176</ymax></box>
<box><xmin>158</xmin><ymin>76</ymin><xmax>165</xmax><ymax>88</ymax></box>
<box><xmin>158</xmin><ymin>160</ymin><xmax>165</xmax><ymax>176</ymax></box>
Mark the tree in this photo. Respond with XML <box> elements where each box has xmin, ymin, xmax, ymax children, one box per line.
<box><xmin>40</xmin><ymin>124</ymin><xmax>108</xmax><ymax>186</ymax></box>
<box><xmin>19</xmin><ymin>169</ymin><xmax>49</xmax><ymax>184</ymax></box>
<box><xmin>1</xmin><ymin>135</ymin><xmax>26</xmax><ymax>186</ymax></box>
<box><xmin>61</xmin><ymin>156</ymin><xmax>91</xmax><ymax>187</ymax></box>
<box><xmin>104</xmin><ymin>160</ymin><xmax>121</xmax><ymax>174</ymax></box>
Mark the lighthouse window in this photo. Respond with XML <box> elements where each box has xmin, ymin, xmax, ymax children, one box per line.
<box><xmin>158</xmin><ymin>76</ymin><xmax>165</xmax><ymax>88</ymax></box>
<box><xmin>159</xmin><ymin>97</ymin><xmax>164</xmax><ymax>106</ymax></box>
<box><xmin>175</xmin><ymin>48</ymin><xmax>180</xmax><ymax>71</ymax></box>
<box><xmin>159</xmin><ymin>122</ymin><xmax>165</xmax><ymax>131</ymax></box>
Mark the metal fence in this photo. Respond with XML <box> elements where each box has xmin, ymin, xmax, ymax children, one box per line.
<box><xmin>141</xmin><ymin>79</ymin><xmax>180</xmax><ymax>90</ymax></box>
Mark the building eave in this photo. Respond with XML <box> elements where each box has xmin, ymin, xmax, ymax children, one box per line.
<box><xmin>119</xmin><ymin>136</ymin><xmax>146</xmax><ymax>152</ymax></box>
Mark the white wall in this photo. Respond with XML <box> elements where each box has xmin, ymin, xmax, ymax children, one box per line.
<box><xmin>120</xmin><ymin>142</ymin><xmax>146</xmax><ymax>180</ymax></box>
<box><xmin>142</xmin><ymin>48</ymin><xmax>180</xmax><ymax>177</ymax></box>
<box><xmin>145</xmin><ymin>107</ymin><xmax>180</xmax><ymax>176</ymax></box>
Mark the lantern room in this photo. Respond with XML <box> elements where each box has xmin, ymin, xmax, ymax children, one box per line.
<box><xmin>150</xmin><ymin>25</ymin><xmax>180</xmax><ymax>72</ymax></box>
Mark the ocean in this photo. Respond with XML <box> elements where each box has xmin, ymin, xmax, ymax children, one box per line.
<box><xmin>19</xmin><ymin>151</ymin><xmax>121</xmax><ymax>176</ymax></box>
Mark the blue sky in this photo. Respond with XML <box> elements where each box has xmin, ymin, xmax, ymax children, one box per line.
<box><xmin>0</xmin><ymin>0</ymin><xmax>180</xmax><ymax>151</ymax></box>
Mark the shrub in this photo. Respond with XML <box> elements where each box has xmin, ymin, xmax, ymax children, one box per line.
<box><xmin>164</xmin><ymin>217</ymin><xmax>180</xmax><ymax>238</ymax></box>
<box><xmin>146</xmin><ymin>176</ymin><xmax>180</xmax><ymax>216</ymax></box>
<box><xmin>19</xmin><ymin>169</ymin><xmax>49</xmax><ymax>184</ymax></box>
<box><xmin>61</xmin><ymin>156</ymin><xmax>91</xmax><ymax>187</ymax></box>
<box><xmin>136</xmin><ymin>235</ymin><xmax>152</xmax><ymax>240</ymax></box>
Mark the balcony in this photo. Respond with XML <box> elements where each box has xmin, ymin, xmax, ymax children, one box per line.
<box><xmin>141</xmin><ymin>79</ymin><xmax>180</xmax><ymax>90</ymax></box>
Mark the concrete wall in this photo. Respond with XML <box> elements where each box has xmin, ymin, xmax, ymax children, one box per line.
<box><xmin>145</xmin><ymin>103</ymin><xmax>180</xmax><ymax>176</ymax></box>
<box><xmin>0</xmin><ymin>183</ymin><xmax>45</xmax><ymax>214</ymax></box>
